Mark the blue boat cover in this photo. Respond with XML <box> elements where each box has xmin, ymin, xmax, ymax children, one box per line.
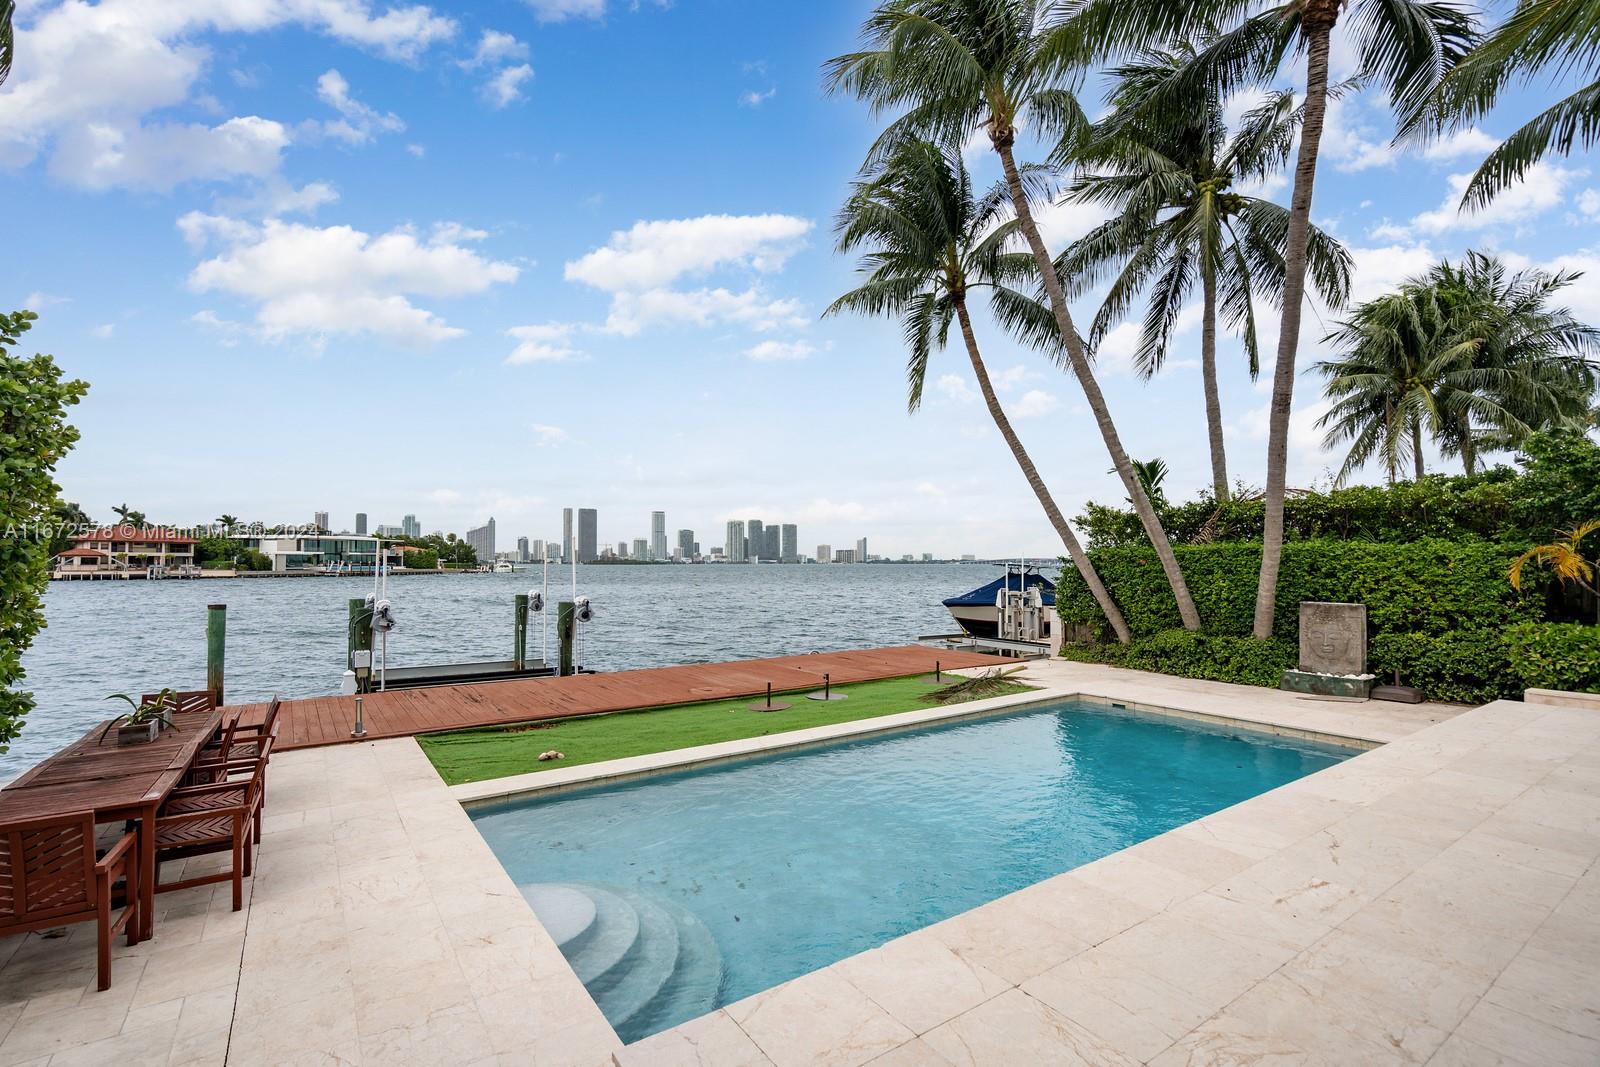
<box><xmin>942</xmin><ymin>571</ymin><xmax>1056</xmax><ymax>608</ymax></box>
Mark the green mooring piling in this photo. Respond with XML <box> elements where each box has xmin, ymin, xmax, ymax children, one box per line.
<box><xmin>206</xmin><ymin>603</ymin><xmax>227</xmax><ymax>705</ymax></box>
<box><xmin>557</xmin><ymin>600</ymin><xmax>575</xmax><ymax>676</ymax></box>
<box><xmin>513</xmin><ymin>594</ymin><xmax>530</xmax><ymax>670</ymax></box>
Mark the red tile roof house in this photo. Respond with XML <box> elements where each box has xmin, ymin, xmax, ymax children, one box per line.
<box><xmin>52</xmin><ymin>525</ymin><xmax>199</xmax><ymax>578</ymax></box>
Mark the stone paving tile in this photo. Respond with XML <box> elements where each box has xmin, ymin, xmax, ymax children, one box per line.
<box><xmin>921</xmin><ymin>988</ymin><xmax>1139</xmax><ymax>1067</ymax></box>
<box><xmin>613</xmin><ymin>1010</ymin><xmax>774</xmax><ymax>1067</ymax></box>
<box><xmin>725</xmin><ymin>967</ymin><xmax>915</xmax><ymax>1067</ymax></box>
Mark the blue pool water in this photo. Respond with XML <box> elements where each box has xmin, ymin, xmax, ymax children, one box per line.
<box><xmin>468</xmin><ymin>700</ymin><xmax>1351</xmax><ymax>1042</ymax></box>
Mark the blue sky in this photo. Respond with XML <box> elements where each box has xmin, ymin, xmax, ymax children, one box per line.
<box><xmin>7</xmin><ymin>0</ymin><xmax>1598</xmax><ymax>559</ymax></box>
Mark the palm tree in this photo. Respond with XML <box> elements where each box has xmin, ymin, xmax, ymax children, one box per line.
<box><xmin>1429</xmin><ymin>253</ymin><xmax>1599</xmax><ymax>472</ymax></box>
<box><xmin>0</xmin><ymin>0</ymin><xmax>14</xmax><ymax>87</ymax></box>
<box><xmin>826</xmin><ymin>140</ymin><xmax>1134</xmax><ymax>642</ymax></box>
<box><xmin>216</xmin><ymin>514</ymin><xmax>239</xmax><ymax>531</ymax></box>
<box><xmin>825</xmin><ymin>0</ymin><xmax>1205</xmax><ymax>632</ymax></box>
<box><xmin>1510</xmin><ymin>519</ymin><xmax>1600</xmax><ymax>623</ymax></box>
<box><xmin>111</xmin><ymin>503</ymin><xmax>146</xmax><ymax>527</ymax></box>
<box><xmin>1315</xmin><ymin>253</ymin><xmax>1597</xmax><ymax>482</ymax></box>
<box><xmin>1403</xmin><ymin>0</ymin><xmax>1600</xmax><ymax>209</ymax></box>
<box><xmin>1043</xmin><ymin>0</ymin><xmax>1475</xmax><ymax>637</ymax></box>
<box><xmin>1050</xmin><ymin>51</ymin><xmax>1351</xmax><ymax>500</ymax></box>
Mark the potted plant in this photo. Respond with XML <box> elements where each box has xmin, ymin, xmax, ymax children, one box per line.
<box><xmin>101</xmin><ymin>689</ymin><xmax>180</xmax><ymax>745</ymax></box>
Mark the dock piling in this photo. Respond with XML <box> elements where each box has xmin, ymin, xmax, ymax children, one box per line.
<box><xmin>557</xmin><ymin>601</ymin><xmax>575</xmax><ymax>676</ymax></box>
<box><xmin>513</xmin><ymin>594</ymin><xmax>529</xmax><ymax>670</ymax></box>
<box><xmin>206</xmin><ymin>604</ymin><xmax>226</xmax><ymax>705</ymax></box>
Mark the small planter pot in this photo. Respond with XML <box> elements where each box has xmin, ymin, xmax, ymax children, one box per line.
<box><xmin>117</xmin><ymin>721</ymin><xmax>160</xmax><ymax>745</ymax></box>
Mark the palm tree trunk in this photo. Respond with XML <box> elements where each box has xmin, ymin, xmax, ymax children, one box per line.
<box><xmin>954</xmin><ymin>298</ymin><xmax>1133</xmax><ymax>644</ymax></box>
<box><xmin>1412</xmin><ymin>418</ymin><xmax>1425</xmax><ymax>481</ymax></box>
<box><xmin>1251</xmin><ymin>14</ymin><xmax>1335</xmax><ymax>640</ymax></box>
<box><xmin>1201</xmin><ymin>265</ymin><xmax>1229</xmax><ymax>501</ymax></box>
<box><xmin>1459</xmin><ymin>414</ymin><xmax>1476</xmax><ymax>475</ymax></box>
<box><xmin>991</xmin><ymin>134</ymin><xmax>1202</xmax><ymax>631</ymax></box>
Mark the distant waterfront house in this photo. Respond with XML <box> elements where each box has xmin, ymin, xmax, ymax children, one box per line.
<box><xmin>229</xmin><ymin>533</ymin><xmax>404</xmax><ymax>573</ymax></box>
<box><xmin>54</xmin><ymin>525</ymin><xmax>199</xmax><ymax>577</ymax></box>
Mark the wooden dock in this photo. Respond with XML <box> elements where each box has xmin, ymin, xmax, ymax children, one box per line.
<box><xmin>228</xmin><ymin>645</ymin><xmax>1011</xmax><ymax>751</ymax></box>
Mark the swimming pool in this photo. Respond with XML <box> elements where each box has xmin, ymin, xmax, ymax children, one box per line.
<box><xmin>468</xmin><ymin>699</ymin><xmax>1351</xmax><ymax>1043</ymax></box>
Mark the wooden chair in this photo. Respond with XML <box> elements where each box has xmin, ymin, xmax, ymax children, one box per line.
<box><xmin>0</xmin><ymin>812</ymin><xmax>140</xmax><ymax>990</ymax></box>
<box><xmin>141</xmin><ymin>690</ymin><xmax>216</xmax><ymax>717</ymax></box>
<box><xmin>190</xmin><ymin>696</ymin><xmax>280</xmax><ymax>793</ymax></box>
<box><xmin>153</xmin><ymin>750</ymin><xmax>268</xmax><ymax>912</ymax></box>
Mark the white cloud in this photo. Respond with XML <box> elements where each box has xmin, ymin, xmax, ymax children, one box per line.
<box><xmin>1013</xmin><ymin>389</ymin><xmax>1060</xmax><ymax>418</ymax></box>
<box><xmin>406</xmin><ymin>143</ymin><xmax>426</xmax><ymax>158</ymax></box>
<box><xmin>0</xmin><ymin>0</ymin><xmax>454</xmax><ymax>190</ymax></box>
<box><xmin>993</xmin><ymin>364</ymin><xmax>1040</xmax><ymax>391</ymax></box>
<box><xmin>566</xmin><ymin>214</ymin><xmax>811</xmax><ymax>292</ymax></box>
<box><xmin>312</xmin><ymin>69</ymin><xmax>404</xmax><ymax>144</ymax></box>
<box><xmin>182</xmin><ymin>214</ymin><xmax>519</xmax><ymax>346</ymax></box>
<box><xmin>1419</xmin><ymin>127</ymin><xmax>1500</xmax><ymax>162</ymax></box>
<box><xmin>1578</xmin><ymin>188</ymin><xmax>1600</xmax><ymax>220</ymax></box>
<box><xmin>934</xmin><ymin>374</ymin><xmax>977</xmax><ymax>403</ymax></box>
<box><xmin>745</xmin><ymin>339</ymin><xmax>812</xmax><ymax>361</ymax></box>
<box><xmin>602</xmin><ymin>287</ymin><xmax>806</xmax><ymax>336</ymax></box>
<box><xmin>1535</xmin><ymin>249</ymin><xmax>1600</xmax><ymax>321</ymax></box>
<box><xmin>464</xmin><ymin>29</ymin><xmax>528</xmax><ymax>67</ymax></box>
<box><xmin>1032</xmin><ymin>197</ymin><xmax>1113</xmax><ymax>251</ymax></box>
<box><xmin>1410</xmin><ymin>162</ymin><xmax>1577</xmax><ymax>234</ymax></box>
<box><xmin>563</xmin><ymin>214</ymin><xmax>813</xmax><ymax>337</ymax></box>
<box><xmin>524</xmin><ymin>0</ymin><xmax>607</xmax><ymax>21</ymax></box>
<box><xmin>1321</xmin><ymin>96</ymin><xmax>1394</xmax><ymax>172</ymax></box>
<box><xmin>483</xmin><ymin>64</ymin><xmax>534</xmax><ymax>108</ymax></box>
<box><xmin>740</xmin><ymin>87</ymin><xmax>776</xmax><ymax>107</ymax></box>
<box><xmin>530</xmin><ymin>423</ymin><xmax>568</xmax><ymax>446</ymax></box>
<box><xmin>506</xmin><ymin>323</ymin><xmax>582</xmax><ymax>363</ymax></box>
<box><xmin>49</xmin><ymin>116</ymin><xmax>290</xmax><ymax>191</ymax></box>
<box><xmin>90</xmin><ymin>323</ymin><xmax>115</xmax><ymax>338</ymax></box>
<box><xmin>1346</xmin><ymin>242</ymin><xmax>1437</xmax><ymax>302</ymax></box>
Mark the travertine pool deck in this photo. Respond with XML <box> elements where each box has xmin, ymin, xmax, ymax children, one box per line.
<box><xmin>1</xmin><ymin>661</ymin><xmax>1596</xmax><ymax>1065</ymax></box>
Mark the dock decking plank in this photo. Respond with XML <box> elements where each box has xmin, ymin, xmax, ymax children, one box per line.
<box><xmin>226</xmin><ymin>645</ymin><xmax>1011</xmax><ymax>751</ymax></box>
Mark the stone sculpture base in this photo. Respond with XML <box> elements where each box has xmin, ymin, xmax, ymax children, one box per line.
<box><xmin>1281</xmin><ymin>669</ymin><xmax>1375</xmax><ymax>700</ymax></box>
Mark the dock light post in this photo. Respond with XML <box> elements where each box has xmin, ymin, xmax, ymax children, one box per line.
<box><xmin>923</xmin><ymin>659</ymin><xmax>946</xmax><ymax>686</ymax></box>
<box><xmin>351</xmin><ymin>693</ymin><xmax>367</xmax><ymax>739</ymax></box>
<box><xmin>807</xmin><ymin>672</ymin><xmax>848</xmax><ymax>702</ymax></box>
<box><xmin>747</xmin><ymin>681</ymin><xmax>791</xmax><ymax>713</ymax></box>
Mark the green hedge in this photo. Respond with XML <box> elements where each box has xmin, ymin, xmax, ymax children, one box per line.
<box><xmin>1057</xmin><ymin>538</ymin><xmax>1546</xmax><ymax>641</ymax></box>
<box><xmin>1368</xmin><ymin>624</ymin><xmax>1600</xmax><ymax>704</ymax></box>
<box><xmin>1056</xmin><ymin>539</ymin><xmax>1593</xmax><ymax>702</ymax></box>
<box><xmin>1077</xmin><ymin>430</ymin><xmax>1600</xmax><ymax>550</ymax></box>
<box><xmin>1060</xmin><ymin>630</ymin><xmax>1298</xmax><ymax>688</ymax></box>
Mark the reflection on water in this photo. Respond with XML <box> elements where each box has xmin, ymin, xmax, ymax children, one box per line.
<box><xmin>6</xmin><ymin>563</ymin><xmax>1015</xmax><ymax>781</ymax></box>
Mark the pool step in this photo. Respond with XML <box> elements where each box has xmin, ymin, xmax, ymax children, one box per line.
<box><xmin>520</xmin><ymin>881</ymin><xmax>726</xmax><ymax>1043</ymax></box>
<box><xmin>538</xmin><ymin>883</ymin><xmax>640</xmax><ymax>986</ymax></box>
<box><xmin>520</xmin><ymin>883</ymin><xmax>597</xmax><ymax>951</ymax></box>
<box><xmin>618</xmin><ymin>898</ymin><xmax>725</xmax><ymax>1043</ymax></box>
<box><xmin>588</xmin><ymin>888</ymin><xmax>680</xmax><ymax>1030</ymax></box>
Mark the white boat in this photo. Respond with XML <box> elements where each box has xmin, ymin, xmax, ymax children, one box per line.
<box><xmin>494</xmin><ymin>560</ymin><xmax>515</xmax><ymax>573</ymax></box>
<box><xmin>942</xmin><ymin>564</ymin><xmax>1056</xmax><ymax>641</ymax></box>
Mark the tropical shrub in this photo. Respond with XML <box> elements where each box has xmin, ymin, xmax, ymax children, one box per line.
<box><xmin>1504</xmin><ymin>623</ymin><xmax>1600</xmax><ymax>694</ymax></box>
<box><xmin>0</xmin><ymin>311</ymin><xmax>88</xmax><ymax>753</ymax></box>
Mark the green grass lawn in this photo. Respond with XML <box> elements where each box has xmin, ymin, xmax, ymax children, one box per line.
<box><xmin>417</xmin><ymin>674</ymin><xmax>1035</xmax><ymax>785</ymax></box>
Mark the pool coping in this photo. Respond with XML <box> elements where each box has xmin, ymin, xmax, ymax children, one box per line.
<box><xmin>448</xmin><ymin>673</ymin><xmax>1382</xmax><ymax>807</ymax></box>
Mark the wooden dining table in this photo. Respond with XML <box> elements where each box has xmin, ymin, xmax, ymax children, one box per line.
<box><xmin>0</xmin><ymin>708</ymin><xmax>227</xmax><ymax>941</ymax></box>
